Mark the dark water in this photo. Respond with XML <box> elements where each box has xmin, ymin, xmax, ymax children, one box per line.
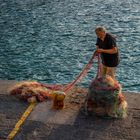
<box><xmin>0</xmin><ymin>0</ymin><xmax>140</xmax><ymax>92</ymax></box>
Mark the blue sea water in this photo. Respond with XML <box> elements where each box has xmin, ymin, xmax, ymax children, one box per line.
<box><xmin>0</xmin><ymin>0</ymin><xmax>140</xmax><ymax>92</ymax></box>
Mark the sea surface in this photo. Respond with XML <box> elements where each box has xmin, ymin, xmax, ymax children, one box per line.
<box><xmin>0</xmin><ymin>0</ymin><xmax>140</xmax><ymax>92</ymax></box>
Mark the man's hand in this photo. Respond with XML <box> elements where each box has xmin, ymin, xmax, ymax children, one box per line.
<box><xmin>93</xmin><ymin>50</ymin><xmax>99</xmax><ymax>56</ymax></box>
<box><xmin>97</xmin><ymin>47</ymin><xmax>118</xmax><ymax>54</ymax></box>
<box><xmin>97</xmin><ymin>49</ymin><xmax>104</xmax><ymax>53</ymax></box>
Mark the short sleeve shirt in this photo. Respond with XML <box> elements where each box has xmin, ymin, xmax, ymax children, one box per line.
<box><xmin>96</xmin><ymin>33</ymin><xmax>119</xmax><ymax>67</ymax></box>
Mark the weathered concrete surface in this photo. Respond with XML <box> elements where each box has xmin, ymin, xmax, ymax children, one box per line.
<box><xmin>0</xmin><ymin>80</ymin><xmax>140</xmax><ymax>140</ymax></box>
<box><xmin>0</xmin><ymin>94</ymin><xmax>28</xmax><ymax>140</ymax></box>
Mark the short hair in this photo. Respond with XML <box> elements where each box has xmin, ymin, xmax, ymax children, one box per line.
<box><xmin>95</xmin><ymin>26</ymin><xmax>106</xmax><ymax>33</ymax></box>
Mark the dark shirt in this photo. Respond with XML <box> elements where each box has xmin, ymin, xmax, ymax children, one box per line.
<box><xmin>96</xmin><ymin>33</ymin><xmax>119</xmax><ymax>67</ymax></box>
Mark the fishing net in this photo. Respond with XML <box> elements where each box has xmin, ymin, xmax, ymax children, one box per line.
<box><xmin>86</xmin><ymin>75</ymin><xmax>127</xmax><ymax>118</ymax></box>
<box><xmin>10</xmin><ymin>53</ymin><xmax>96</xmax><ymax>108</ymax></box>
<box><xmin>9</xmin><ymin>52</ymin><xmax>128</xmax><ymax>115</ymax></box>
<box><xmin>10</xmin><ymin>81</ymin><xmax>66</xmax><ymax>109</ymax></box>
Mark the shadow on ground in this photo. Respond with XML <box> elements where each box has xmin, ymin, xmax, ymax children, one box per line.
<box><xmin>0</xmin><ymin>94</ymin><xmax>28</xmax><ymax>140</ymax></box>
<box><xmin>14</xmin><ymin>103</ymin><xmax>138</xmax><ymax>140</ymax></box>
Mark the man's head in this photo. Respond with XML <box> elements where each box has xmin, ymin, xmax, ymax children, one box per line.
<box><xmin>95</xmin><ymin>26</ymin><xmax>106</xmax><ymax>40</ymax></box>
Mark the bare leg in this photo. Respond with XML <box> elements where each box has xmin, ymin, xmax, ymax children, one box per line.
<box><xmin>101</xmin><ymin>64</ymin><xmax>116</xmax><ymax>79</ymax></box>
<box><xmin>100</xmin><ymin>64</ymin><xmax>107</xmax><ymax>77</ymax></box>
<box><xmin>106</xmin><ymin>67</ymin><xmax>116</xmax><ymax>79</ymax></box>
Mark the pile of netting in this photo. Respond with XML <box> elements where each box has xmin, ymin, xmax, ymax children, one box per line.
<box><xmin>9</xmin><ymin>52</ymin><xmax>96</xmax><ymax>106</ymax></box>
<box><xmin>86</xmin><ymin>75</ymin><xmax>127</xmax><ymax>118</ymax></box>
<box><xmin>10</xmin><ymin>81</ymin><xmax>65</xmax><ymax>108</ymax></box>
<box><xmin>9</xmin><ymin>52</ymin><xmax>128</xmax><ymax>116</ymax></box>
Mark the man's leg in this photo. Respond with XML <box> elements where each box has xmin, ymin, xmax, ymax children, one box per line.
<box><xmin>100</xmin><ymin>64</ymin><xmax>107</xmax><ymax>77</ymax></box>
<box><xmin>106</xmin><ymin>67</ymin><xmax>116</xmax><ymax>79</ymax></box>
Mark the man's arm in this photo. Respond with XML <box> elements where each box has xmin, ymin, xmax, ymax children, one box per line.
<box><xmin>97</xmin><ymin>46</ymin><xmax>118</xmax><ymax>54</ymax></box>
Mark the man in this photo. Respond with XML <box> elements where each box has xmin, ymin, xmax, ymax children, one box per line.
<box><xmin>95</xmin><ymin>26</ymin><xmax>119</xmax><ymax>79</ymax></box>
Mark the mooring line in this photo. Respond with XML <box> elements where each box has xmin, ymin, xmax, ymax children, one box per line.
<box><xmin>6</xmin><ymin>102</ymin><xmax>36</xmax><ymax>140</ymax></box>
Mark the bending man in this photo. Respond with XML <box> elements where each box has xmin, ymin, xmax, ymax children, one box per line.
<box><xmin>95</xmin><ymin>26</ymin><xmax>119</xmax><ymax>79</ymax></box>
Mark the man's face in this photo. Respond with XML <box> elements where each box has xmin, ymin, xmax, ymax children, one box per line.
<box><xmin>96</xmin><ymin>31</ymin><xmax>105</xmax><ymax>39</ymax></box>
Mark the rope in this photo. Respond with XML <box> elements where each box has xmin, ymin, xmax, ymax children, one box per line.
<box><xmin>96</xmin><ymin>52</ymin><xmax>101</xmax><ymax>79</ymax></box>
<box><xmin>41</xmin><ymin>51</ymin><xmax>100</xmax><ymax>93</ymax></box>
<box><xmin>63</xmin><ymin>51</ymin><xmax>99</xmax><ymax>93</ymax></box>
